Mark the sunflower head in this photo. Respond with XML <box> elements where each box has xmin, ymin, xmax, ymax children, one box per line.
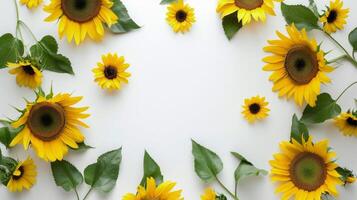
<box><xmin>334</xmin><ymin>110</ymin><xmax>357</xmax><ymax>137</ymax></box>
<box><xmin>320</xmin><ymin>0</ymin><xmax>349</xmax><ymax>34</ymax></box>
<box><xmin>44</xmin><ymin>0</ymin><xmax>119</xmax><ymax>45</ymax></box>
<box><xmin>20</xmin><ymin>0</ymin><xmax>43</xmax><ymax>8</ymax></box>
<box><xmin>92</xmin><ymin>53</ymin><xmax>131</xmax><ymax>91</ymax></box>
<box><xmin>242</xmin><ymin>95</ymin><xmax>269</xmax><ymax>123</ymax></box>
<box><xmin>216</xmin><ymin>0</ymin><xmax>281</xmax><ymax>25</ymax></box>
<box><xmin>6</xmin><ymin>157</ymin><xmax>37</xmax><ymax>192</ymax></box>
<box><xmin>123</xmin><ymin>177</ymin><xmax>183</xmax><ymax>200</ymax></box>
<box><xmin>9</xmin><ymin>90</ymin><xmax>90</xmax><ymax>162</ymax></box>
<box><xmin>270</xmin><ymin>137</ymin><xmax>343</xmax><ymax>199</ymax></box>
<box><xmin>166</xmin><ymin>0</ymin><xmax>196</xmax><ymax>33</ymax></box>
<box><xmin>263</xmin><ymin>24</ymin><xmax>333</xmax><ymax>107</ymax></box>
<box><xmin>7</xmin><ymin>60</ymin><xmax>43</xmax><ymax>89</ymax></box>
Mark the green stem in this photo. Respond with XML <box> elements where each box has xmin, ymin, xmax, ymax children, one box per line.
<box><xmin>18</xmin><ymin>20</ymin><xmax>39</xmax><ymax>42</ymax></box>
<box><xmin>328</xmin><ymin>55</ymin><xmax>348</xmax><ymax>64</ymax></box>
<box><xmin>82</xmin><ymin>188</ymin><xmax>93</xmax><ymax>200</ymax></box>
<box><xmin>234</xmin><ymin>181</ymin><xmax>238</xmax><ymax>198</ymax></box>
<box><xmin>74</xmin><ymin>188</ymin><xmax>80</xmax><ymax>200</ymax></box>
<box><xmin>215</xmin><ymin>176</ymin><xmax>239</xmax><ymax>200</ymax></box>
<box><xmin>336</xmin><ymin>81</ymin><xmax>357</xmax><ymax>102</ymax></box>
<box><xmin>323</xmin><ymin>31</ymin><xmax>357</xmax><ymax>68</ymax></box>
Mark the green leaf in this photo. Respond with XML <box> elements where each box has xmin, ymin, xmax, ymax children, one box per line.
<box><xmin>191</xmin><ymin>140</ymin><xmax>223</xmax><ymax>183</ymax></box>
<box><xmin>70</xmin><ymin>142</ymin><xmax>94</xmax><ymax>151</ymax></box>
<box><xmin>30</xmin><ymin>35</ymin><xmax>74</xmax><ymax>74</ymax></box>
<box><xmin>51</xmin><ymin>160</ymin><xmax>83</xmax><ymax>191</ymax></box>
<box><xmin>281</xmin><ymin>3</ymin><xmax>320</xmax><ymax>31</ymax></box>
<box><xmin>84</xmin><ymin>148</ymin><xmax>122</xmax><ymax>193</ymax></box>
<box><xmin>109</xmin><ymin>0</ymin><xmax>140</xmax><ymax>34</ymax></box>
<box><xmin>222</xmin><ymin>12</ymin><xmax>243</xmax><ymax>40</ymax></box>
<box><xmin>160</xmin><ymin>0</ymin><xmax>177</xmax><ymax>4</ymax></box>
<box><xmin>290</xmin><ymin>114</ymin><xmax>309</xmax><ymax>144</ymax></box>
<box><xmin>140</xmin><ymin>151</ymin><xmax>163</xmax><ymax>187</ymax></box>
<box><xmin>0</xmin><ymin>33</ymin><xmax>24</xmax><ymax>68</ymax></box>
<box><xmin>300</xmin><ymin>93</ymin><xmax>341</xmax><ymax>124</ymax></box>
<box><xmin>0</xmin><ymin>121</ymin><xmax>24</xmax><ymax>148</ymax></box>
<box><xmin>231</xmin><ymin>152</ymin><xmax>267</xmax><ymax>184</ymax></box>
<box><xmin>0</xmin><ymin>156</ymin><xmax>18</xmax><ymax>185</ymax></box>
<box><xmin>308</xmin><ymin>0</ymin><xmax>319</xmax><ymax>17</ymax></box>
<box><xmin>348</xmin><ymin>27</ymin><xmax>357</xmax><ymax>51</ymax></box>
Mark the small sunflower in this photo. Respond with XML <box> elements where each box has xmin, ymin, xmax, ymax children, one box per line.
<box><xmin>334</xmin><ymin>111</ymin><xmax>357</xmax><ymax>137</ymax></box>
<box><xmin>122</xmin><ymin>177</ymin><xmax>183</xmax><ymax>200</ymax></box>
<box><xmin>216</xmin><ymin>0</ymin><xmax>282</xmax><ymax>25</ymax></box>
<box><xmin>201</xmin><ymin>188</ymin><xmax>216</xmax><ymax>200</ymax></box>
<box><xmin>44</xmin><ymin>0</ymin><xmax>119</xmax><ymax>45</ymax></box>
<box><xmin>263</xmin><ymin>24</ymin><xmax>333</xmax><ymax>107</ymax></box>
<box><xmin>7</xmin><ymin>60</ymin><xmax>43</xmax><ymax>89</ymax></box>
<box><xmin>270</xmin><ymin>137</ymin><xmax>342</xmax><ymax>200</ymax></box>
<box><xmin>7</xmin><ymin>157</ymin><xmax>37</xmax><ymax>192</ymax></box>
<box><xmin>9</xmin><ymin>92</ymin><xmax>90</xmax><ymax>162</ymax></box>
<box><xmin>20</xmin><ymin>0</ymin><xmax>43</xmax><ymax>8</ymax></box>
<box><xmin>320</xmin><ymin>0</ymin><xmax>349</xmax><ymax>34</ymax></box>
<box><xmin>92</xmin><ymin>53</ymin><xmax>131</xmax><ymax>91</ymax></box>
<box><xmin>242</xmin><ymin>95</ymin><xmax>270</xmax><ymax>123</ymax></box>
<box><xmin>166</xmin><ymin>0</ymin><xmax>196</xmax><ymax>33</ymax></box>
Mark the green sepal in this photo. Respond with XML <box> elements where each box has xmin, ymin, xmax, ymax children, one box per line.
<box><xmin>216</xmin><ymin>194</ymin><xmax>227</xmax><ymax>200</ymax></box>
<box><xmin>290</xmin><ymin>114</ymin><xmax>309</xmax><ymax>144</ymax></box>
<box><xmin>281</xmin><ymin>3</ymin><xmax>320</xmax><ymax>31</ymax></box>
<box><xmin>0</xmin><ymin>33</ymin><xmax>24</xmax><ymax>69</ymax></box>
<box><xmin>140</xmin><ymin>151</ymin><xmax>163</xmax><ymax>187</ymax></box>
<box><xmin>336</xmin><ymin>167</ymin><xmax>356</xmax><ymax>185</ymax></box>
<box><xmin>109</xmin><ymin>0</ymin><xmax>140</xmax><ymax>34</ymax></box>
<box><xmin>70</xmin><ymin>142</ymin><xmax>94</xmax><ymax>152</ymax></box>
<box><xmin>222</xmin><ymin>12</ymin><xmax>243</xmax><ymax>40</ymax></box>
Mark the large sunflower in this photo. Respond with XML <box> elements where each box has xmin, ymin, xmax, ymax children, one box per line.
<box><xmin>7</xmin><ymin>60</ymin><xmax>43</xmax><ymax>89</ymax></box>
<box><xmin>216</xmin><ymin>0</ymin><xmax>282</xmax><ymax>25</ymax></box>
<box><xmin>320</xmin><ymin>0</ymin><xmax>349</xmax><ymax>34</ymax></box>
<box><xmin>20</xmin><ymin>0</ymin><xmax>43</xmax><ymax>8</ymax></box>
<box><xmin>9</xmin><ymin>92</ymin><xmax>90</xmax><ymax>162</ymax></box>
<box><xmin>270</xmin><ymin>137</ymin><xmax>342</xmax><ymax>200</ymax></box>
<box><xmin>334</xmin><ymin>111</ymin><xmax>357</xmax><ymax>137</ymax></box>
<box><xmin>123</xmin><ymin>177</ymin><xmax>183</xmax><ymax>200</ymax></box>
<box><xmin>44</xmin><ymin>0</ymin><xmax>118</xmax><ymax>45</ymax></box>
<box><xmin>7</xmin><ymin>157</ymin><xmax>37</xmax><ymax>192</ymax></box>
<box><xmin>166</xmin><ymin>0</ymin><xmax>196</xmax><ymax>33</ymax></box>
<box><xmin>92</xmin><ymin>53</ymin><xmax>131</xmax><ymax>91</ymax></box>
<box><xmin>242</xmin><ymin>95</ymin><xmax>270</xmax><ymax>123</ymax></box>
<box><xmin>263</xmin><ymin>25</ymin><xmax>333</xmax><ymax>107</ymax></box>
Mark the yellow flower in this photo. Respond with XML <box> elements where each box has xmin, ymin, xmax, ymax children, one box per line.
<box><xmin>201</xmin><ymin>188</ymin><xmax>216</xmax><ymax>200</ymax></box>
<box><xmin>166</xmin><ymin>0</ymin><xmax>196</xmax><ymax>33</ymax></box>
<box><xmin>334</xmin><ymin>112</ymin><xmax>357</xmax><ymax>137</ymax></box>
<box><xmin>270</xmin><ymin>137</ymin><xmax>342</xmax><ymax>200</ymax></box>
<box><xmin>263</xmin><ymin>24</ymin><xmax>333</xmax><ymax>107</ymax></box>
<box><xmin>320</xmin><ymin>0</ymin><xmax>349</xmax><ymax>34</ymax></box>
<box><xmin>9</xmin><ymin>92</ymin><xmax>90</xmax><ymax>162</ymax></box>
<box><xmin>242</xmin><ymin>95</ymin><xmax>269</xmax><ymax>123</ymax></box>
<box><xmin>7</xmin><ymin>157</ymin><xmax>37</xmax><ymax>192</ymax></box>
<box><xmin>92</xmin><ymin>53</ymin><xmax>131</xmax><ymax>91</ymax></box>
<box><xmin>20</xmin><ymin>0</ymin><xmax>43</xmax><ymax>8</ymax></box>
<box><xmin>44</xmin><ymin>0</ymin><xmax>118</xmax><ymax>45</ymax></box>
<box><xmin>216</xmin><ymin>0</ymin><xmax>282</xmax><ymax>25</ymax></box>
<box><xmin>7</xmin><ymin>60</ymin><xmax>43</xmax><ymax>89</ymax></box>
<box><xmin>123</xmin><ymin>177</ymin><xmax>183</xmax><ymax>200</ymax></box>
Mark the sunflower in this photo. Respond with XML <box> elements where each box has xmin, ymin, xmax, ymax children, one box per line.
<box><xmin>263</xmin><ymin>25</ymin><xmax>333</xmax><ymax>107</ymax></box>
<box><xmin>320</xmin><ymin>0</ymin><xmax>349</xmax><ymax>34</ymax></box>
<box><xmin>6</xmin><ymin>157</ymin><xmax>37</xmax><ymax>192</ymax></box>
<box><xmin>122</xmin><ymin>177</ymin><xmax>183</xmax><ymax>200</ymax></box>
<box><xmin>166</xmin><ymin>0</ymin><xmax>196</xmax><ymax>33</ymax></box>
<box><xmin>9</xmin><ymin>92</ymin><xmax>90</xmax><ymax>162</ymax></box>
<box><xmin>270</xmin><ymin>137</ymin><xmax>343</xmax><ymax>200</ymax></box>
<box><xmin>334</xmin><ymin>111</ymin><xmax>357</xmax><ymax>137</ymax></box>
<box><xmin>20</xmin><ymin>0</ymin><xmax>43</xmax><ymax>8</ymax></box>
<box><xmin>216</xmin><ymin>0</ymin><xmax>282</xmax><ymax>25</ymax></box>
<box><xmin>242</xmin><ymin>95</ymin><xmax>270</xmax><ymax>123</ymax></box>
<box><xmin>44</xmin><ymin>0</ymin><xmax>119</xmax><ymax>45</ymax></box>
<box><xmin>92</xmin><ymin>53</ymin><xmax>131</xmax><ymax>91</ymax></box>
<box><xmin>201</xmin><ymin>188</ymin><xmax>216</xmax><ymax>200</ymax></box>
<box><xmin>7</xmin><ymin>60</ymin><xmax>43</xmax><ymax>89</ymax></box>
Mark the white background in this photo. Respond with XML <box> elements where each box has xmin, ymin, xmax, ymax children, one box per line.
<box><xmin>0</xmin><ymin>0</ymin><xmax>357</xmax><ymax>199</ymax></box>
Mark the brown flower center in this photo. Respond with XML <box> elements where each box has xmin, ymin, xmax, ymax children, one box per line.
<box><xmin>176</xmin><ymin>10</ymin><xmax>188</xmax><ymax>22</ymax></box>
<box><xmin>285</xmin><ymin>45</ymin><xmax>319</xmax><ymax>85</ymax></box>
<box><xmin>12</xmin><ymin>166</ymin><xmax>24</xmax><ymax>180</ymax></box>
<box><xmin>22</xmin><ymin>65</ymin><xmax>35</xmax><ymax>75</ymax></box>
<box><xmin>249</xmin><ymin>103</ymin><xmax>261</xmax><ymax>114</ymax></box>
<box><xmin>27</xmin><ymin>102</ymin><xmax>66</xmax><ymax>141</ymax></box>
<box><xmin>289</xmin><ymin>152</ymin><xmax>327</xmax><ymax>191</ymax></box>
<box><xmin>347</xmin><ymin>117</ymin><xmax>357</xmax><ymax>126</ymax></box>
<box><xmin>327</xmin><ymin>9</ymin><xmax>338</xmax><ymax>23</ymax></box>
<box><xmin>104</xmin><ymin>66</ymin><xmax>118</xmax><ymax>79</ymax></box>
<box><xmin>234</xmin><ymin>0</ymin><xmax>264</xmax><ymax>10</ymax></box>
<box><xmin>61</xmin><ymin>0</ymin><xmax>101</xmax><ymax>23</ymax></box>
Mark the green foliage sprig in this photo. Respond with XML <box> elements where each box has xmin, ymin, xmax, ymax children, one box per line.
<box><xmin>191</xmin><ymin>140</ymin><xmax>267</xmax><ymax>200</ymax></box>
<box><xmin>109</xmin><ymin>0</ymin><xmax>141</xmax><ymax>33</ymax></box>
